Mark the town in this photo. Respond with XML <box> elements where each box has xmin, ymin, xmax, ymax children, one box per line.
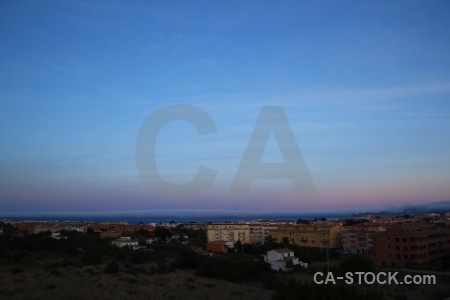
<box><xmin>2</xmin><ymin>212</ymin><xmax>448</xmax><ymax>270</ymax></box>
<box><xmin>0</xmin><ymin>213</ymin><xmax>450</xmax><ymax>299</ymax></box>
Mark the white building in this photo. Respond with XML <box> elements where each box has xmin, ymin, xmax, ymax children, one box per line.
<box><xmin>264</xmin><ymin>248</ymin><xmax>307</xmax><ymax>271</ymax></box>
<box><xmin>63</xmin><ymin>226</ymin><xmax>86</xmax><ymax>233</ymax></box>
<box><xmin>146</xmin><ymin>237</ymin><xmax>157</xmax><ymax>244</ymax></box>
<box><xmin>51</xmin><ymin>232</ymin><xmax>61</xmax><ymax>239</ymax></box>
<box><xmin>112</xmin><ymin>236</ymin><xmax>139</xmax><ymax>248</ymax></box>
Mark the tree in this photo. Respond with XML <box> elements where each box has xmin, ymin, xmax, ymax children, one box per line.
<box><xmin>154</xmin><ymin>227</ymin><xmax>172</xmax><ymax>240</ymax></box>
<box><xmin>296</xmin><ymin>219</ymin><xmax>311</xmax><ymax>225</ymax></box>
<box><xmin>135</xmin><ymin>229</ymin><xmax>151</xmax><ymax>238</ymax></box>
<box><xmin>264</xmin><ymin>235</ymin><xmax>275</xmax><ymax>245</ymax></box>
<box><xmin>235</xmin><ymin>240</ymin><xmax>242</xmax><ymax>253</ymax></box>
<box><xmin>286</xmin><ymin>260</ymin><xmax>294</xmax><ymax>269</ymax></box>
<box><xmin>0</xmin><ymin>222</ymin><xmax>17</xmax><ymax>236</ymax></box>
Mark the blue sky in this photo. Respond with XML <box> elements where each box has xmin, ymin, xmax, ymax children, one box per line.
<box><xmin>1</xmin><ymin>0</ymin><xmax>449</xmax><ymax>212</ymax></box>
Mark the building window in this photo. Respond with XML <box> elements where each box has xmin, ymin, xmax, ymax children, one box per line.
<box><xmin>396</xmin><ymin>255</ymin><xmax>400</xmax><ymax>259</ymax></box>
<box><xmin>395</xmin><ymin>238</ymin><xmax>399</xmax><ymax>242</ymax></box>
<box><xmin>396</xmin><ymin>246</ymin><xmax>400</xmax><ymax>250</ymax></box>
<box><xmin>404</xmin><ymin>255</ymin><xmax>408</xmax><ymax>259</ymax></box>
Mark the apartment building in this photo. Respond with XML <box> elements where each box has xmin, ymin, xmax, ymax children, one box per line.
<box><xmin>373</xmin><ymin>222</ymin><xmax>449</xmax><ymax>267</ymax></box>
<box><xmin>180</xmin><ymin>222</ymin><xmax>207</xmax><ymax>230</ymax></box>
<box><xmin>269</xmin><ymin>224</ymin><xmax>343</xmax><ymax>248</ymax></box>
<box><xmin>207</xmin><ymin>222</ymin><xmax>278</xmax><ymax>244</ymax></box>
<box><xmin>340</xmin><ymin>223</ymin><xmax>389</xmax><ymax>256</ymax></box>
<box><xmin>93</xmin><ymin>223</ymin><xmax>155</xmax><ymax>234</ymax></box>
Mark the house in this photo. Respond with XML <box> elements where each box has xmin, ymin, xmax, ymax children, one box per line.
<box><xmin>191</xmin><ymin>246</ymin><xmax>213</xmax><ymax>256</ymax></box>
<box><xmin>206</xmin><ymin>241</ymin><xmax>228</xmax><ymax>253</ymax></box>
<box><xmin>51</xmin><ymin>232</ymin><xmax>67</xmax><ymax>240</ymax></box>
<box><xmin>132</xmin><ymin>245</ymin><xmax>146</xmax><ymax>251</ymax></box>
<box><xmin>225</xmin><ymin>241</ymin><xmax>235</xmax><ymax>249</ymax></box>
<box><xmin>171</xmin><ymin>234</ymin><xmax>188</xmax><ymax>241</ymax></box>
<box><xmin>63</xmin><ymin>226</ymin><xmax>87</xmax><ymax>233</ymax></box>
<box><xmin>100</xmin><ymin>230</ymin><xmax>121</xmax><ymax>239</ymax></box>
<box><xmin>264</xmin><ymin>248</ymin><xmax>307</xmax><ymax>271</ymax></box>
<box><xmin>111</xmin><ymin>236</ymin><xmax>139</xmax><ymax>248</ymax></box>
<box><xmin>146</xmin><ymin>237</ymin><xmax>157</xmax><ymax>244</ymax></box>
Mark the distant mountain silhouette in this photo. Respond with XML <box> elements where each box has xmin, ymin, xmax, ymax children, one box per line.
<box><xmin>352</xmin><ymin>200</ymin><xmax>450</xmax><ymax>217</ymax></box>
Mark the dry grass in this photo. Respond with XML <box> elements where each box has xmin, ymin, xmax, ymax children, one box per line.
<box><xmin>0</xmin><ymin>254</ymin><xmax>448</xmax><ymax>300</ymax></box>
<box><xmin>0</xmin><ymin>260</ymin><xmax>274</xmax><ymax>300</ymax></box>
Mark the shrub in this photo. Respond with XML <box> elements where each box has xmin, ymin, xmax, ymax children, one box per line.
<box><xmin>273</xmin><ymin>279</ymin><xmax>382</xmax><ymax>300</ymax></box>
<box><xmin>104</xmin><ymin>262</ymin><xmax>119</xmax><ymax>273</ymax></box>
<box><xmin>129</xmin><ymin>251</ymin><xmax>146</xmax><ymax>265</ymax></box>
<box><xmin>83</xmin><ymin>246</ymin><xmax>103</xmax><ymax>265</ymax></box>
<box><xmin>11</xmin><ymin>267</ymin><xmax>23</xmax><ymax>274</ymax></box>
<box><xmin>196</xmin><ymin>255</ymin><xmax>270</xmax><ymax>282</ymax></box>
<box><xmin>338</xmin><ymin>255</ymin><xmax>374</xmax><ymax>275</ymax></box>
<box><xmin>172</xmin><ymin>248</ymin><xmax>200</xmax><ymax>269</ymax></box>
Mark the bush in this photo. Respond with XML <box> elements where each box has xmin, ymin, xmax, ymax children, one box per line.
<box><xmin>104</xmin><ymin>262</ymin><xmax>119</xmax><ymax>273</ymax></box>
<box><xmin>129</xmin><ymin>251</ymin><xmax>146</xmax><ymax>265</ymax></box>
<box><xmin>83</xmin><ymin>246</ymin><xmax>103</xmax><ymax>265</ymax></box>
<box><xmin>338</xmin><ymin>255</ymin><xmax>374</xmax><ymax>274</ymax></box>
<box><xmin>11</xmin><ymin>267</ymin><xmax>23</xmax><ymax>274</ymax></box>
<box><xmin>273</xmin><ymin>279</ymin><xmax>382</xmax><ymax>300</ymax></box>
<box><xmin>172</xmin><ymin>248</ymin><xmax>200</xmax><ymax>269</ymax></box>
<box><xmin>261</xmin><ymin>273</ymin><xmax>283</xmax><ymax>290</ymax></box>
<box><xmin>196</xmin><ymin>255</ymin><xmax>271</xmax><ymax>282</ymax></box>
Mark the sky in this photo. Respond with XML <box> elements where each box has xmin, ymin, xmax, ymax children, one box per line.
<box><xmin>1</xmin><ymin>0</ymin><xmax>449</xmax><ymax>213</ymax></box>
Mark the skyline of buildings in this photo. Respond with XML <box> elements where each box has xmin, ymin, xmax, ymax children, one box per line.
<box><xmin>2</xmin><ymin>211</ymin><xmax>448</xmax><ymax>269</ymax></box>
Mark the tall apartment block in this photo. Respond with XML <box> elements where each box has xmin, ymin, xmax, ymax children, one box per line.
<box><xmin>207</xmin><ymin>222</ymin><xmax>278</xmax><ymax>244</ymax></box>
<box><xmin>269</xmin><ymin>224</ymin><xmax>343</xmax><ymax>248</ymax></box>
<box><xmin>340</xmin><ymin>223</ymin><xmax>389</xmax><ymax>256</ymax></box>
<box><xmin>373</xmin><ymin>222</ymin><xmax>449</xmax><ymax>267</ymax></box>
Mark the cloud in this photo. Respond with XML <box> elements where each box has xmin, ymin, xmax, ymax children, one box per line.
<box><xmin>135</xmin><ymin>82</ymin><xmax>450</xmax><ymax>115</ymax></box>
